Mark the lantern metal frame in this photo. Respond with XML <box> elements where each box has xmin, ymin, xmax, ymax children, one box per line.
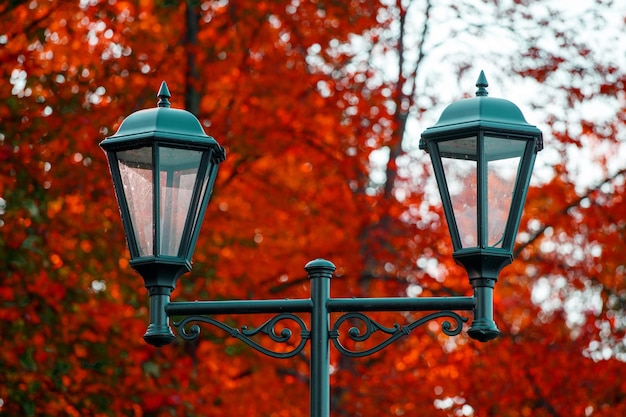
<box><xmin>101</xmin><ymin>74</ymin><xmax>542</xmax><ymax>417</ymax></box>
<box><xmin>100</xmin><ymin>82</ymin><xmax>225</xmax><ymax>345</ymax></box>
<box><xmin>419</xmin><ymin>71</ymin><xmax>543</xmax><ymax>340</ymax></box>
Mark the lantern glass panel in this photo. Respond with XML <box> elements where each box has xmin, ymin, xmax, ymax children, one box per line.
<box><xmin>117</xmin><ymin>147</ymin><xmax>154</xmax><ymax>256</ymax></box>
<box><xmin>185</xmin><ymin>161</ymin><xmax>213</xmax><ymax>256</ymax></box>
<box><xmin>438</xmin><ymin>136</ymin><xmax>526</xmax><ymax>249</ymax></box>
<box><xmin>485</xmin><ymin>136</ymin><xmax>525</xmax><ymax>248</ymax></box>
<box><xmin>158</xmin><ymin>147</ymin><xmax>203</xmax><ymax>257</ymax></box>
<box><xmin>439</xmin><ymin>137</ymin><xmax>478</xmax><ymax>248</ymax></box>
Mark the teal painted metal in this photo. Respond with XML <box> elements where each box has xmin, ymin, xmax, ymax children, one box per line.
<box><xmin>306</xmin><ymin>259</ymin><xmax>335</xmax><ymax>417</ymax></box>
<box><xmin>165</xmin><ymin>296</ymin><xmax>474</xmax><ymax>316</ymax></box>
<box><xmin>420</xmin><ymin>71</ymin><xmax>543</xmax><ymax>341</ymax></box>
<box><xmin>419</xmin><ymin>70</ymin><xmax>543</xmax><ymax>254</ymax></box>
<box><xmin>169</xmin><ymin>298</ymin><xmax>474</xmax><ymax>353</ymax></box>
<box><xmin>327</xmin><ymin>296</ymin><xmax>474</xmax><ymax>312</ymax></box>
<box><xmin>166</xmin><ymin>298</ymin><xmax>314</xmax><ymax>315</ymax></box>
<box><xmin>104</xmin><ymin>75</ymin><xmax>543</xmax><ymax>415</ymax></box>
<box><xmin>144</xmin><ymin>286</ymin><xmax>176</xmax><ymax>347</ymax></box>
<box><xmin>100</xmin><ymin>82</ymin><xmax>225</xmax><ymax>346</ymax></box>
<box><xmin>164</xmin><ymin>259</ymin><xmax>475</xmax><ymax>416</ymax></box>
<box><xmin>420</xmin><ymin>71</ymin><xmax>543</xmax><ymax>138</ymax></box>
<box><xmin>166</xmin><ymin>294</ymin><xmax>475</xmax><ymax>354</ymax></box>
<box><xmin>174</xmin><ymin>312</ymin><xmax>310</xmax><ymax>358</ymax></box>
<box><xmin>331</xmin><ymin>310</ymin><xmax>467</xmax><ymax>357</ymax></box>
<box><xmin>101</xmin><ymin>82</ymin><xmax>221</xmax><ymax>146</ymax></box>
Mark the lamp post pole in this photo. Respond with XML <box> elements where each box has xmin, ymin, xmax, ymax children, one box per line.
<box><xmin>165</xmin><ymin>258</ymin><xmax>474</xmax><ymax>417</ymax></box>
<box><xmin>307</xmin><ymin>259</ymin><xmax>333</xmax><ymax>417</ymax></box>
<box><xmin>100</xmin><ymin>73</ymin><xmax>542</xmax><ymax>416</ymax></box>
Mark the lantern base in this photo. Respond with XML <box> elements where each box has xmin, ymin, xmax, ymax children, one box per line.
<box><xmin>130</xmin><ymin>256</ymin><xmax>192</xmax><ymax>290</ymax></box>
<box><xmin>453</xmin><ymin>248</ymin><xmax>510</xmax><ymax>343</ymax></box>
<box><xmin>468</xmin><ymin>318</ymin><xmax>500</xmax><ymax>342</ymax></box>
<box><xmin>144</xmin><ymin>325</ymin><xmax>176</xmax><ymax>347</ymax></box>
<box><xmin>143</xmin><ymin>286</ymin><xmax>176</xmax><ymax>347</ymax></box>
<box><xmin>452</xmin><ymin>248</ymin><xmax>512</xmax><ymax>282</ymax></box>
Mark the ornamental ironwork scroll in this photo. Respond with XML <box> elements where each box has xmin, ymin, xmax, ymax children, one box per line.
<box><xmin>173</xmin><ymin>310</ymin><xmax>467</xmax><ymax>359</ymax></box>
<box><xmin>173</xmin><ymin>313</ymin><xmax>310</xmax><ymax>359</ymax></box>
<box><xmin>330</xmin><ymin>311</ymin><xmax>467</xmax><ymax>358</ymax></box>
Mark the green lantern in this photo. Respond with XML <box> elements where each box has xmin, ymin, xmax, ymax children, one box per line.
<box><xmin>100</xmin><ymin>82</ymin><xmax>225</xmax><ymax>346</ymax></box>
<box><xmin>420</xmin><ymin>71</ymin><xmax>543</xmax><ymax>340</ymax></box>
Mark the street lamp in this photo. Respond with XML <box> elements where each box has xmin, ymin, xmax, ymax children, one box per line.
<box><xmin>100</xmin><ymin>81</ymin><xmax>225</xmax><ymax>346</ymax></box>
<box><xmin>101</xmin><ymin>73</ymin><xmax>542</xmax><ymax>417</ymax></box>
<box><xmin>419</xmin><ymin>71</ymin><xmax>543</xmax><ymax>340</ymax></box>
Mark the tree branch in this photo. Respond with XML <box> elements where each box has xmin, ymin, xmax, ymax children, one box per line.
<box><xmin>515</xmin><ymin>167</ymin><xmax>626</xmax><ymax>257</ymax></box>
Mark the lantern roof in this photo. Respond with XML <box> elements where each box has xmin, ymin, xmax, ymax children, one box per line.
<box><xmin>420</xmin><ymin>71</ymin><xmax>543</xmax><ymax>150</ymax></box>
<box><xmin>101</xmin><ymin>81</ymin><xmax>224</xmax><ymax>156</ymax></box>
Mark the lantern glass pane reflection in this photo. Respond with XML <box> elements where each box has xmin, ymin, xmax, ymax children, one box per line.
<box><xmin>485</xmin><ymin>137</ymin><xmax>524</xmax><ymax>247</ymax></box>
<box><xmin>117</xmin><ymin>146</ymin><xmax>204</xmax><ymax>257</ymax></box>
<box><xmin>118</xmin><ymin>147</ymin><xmax>153</xmax><ymax>256</ymax></box>
<box><xmin>158</xmin><ymin>147</ymin><xmax>203</xmax><ymax>257</ymax></box>
<box><xmin>439</xmin><ymin>136</ymin><xmax>526</xmax><ymax>249</ymax></box>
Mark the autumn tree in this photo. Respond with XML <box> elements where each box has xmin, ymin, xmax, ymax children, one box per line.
<box><xmin>1</xmin><ymin>0</ymin><xmax>625</xmax><ymax>416</ymax></box>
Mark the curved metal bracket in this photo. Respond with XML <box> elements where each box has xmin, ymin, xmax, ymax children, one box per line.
<box><xmin>330</xmin><ymin>311</ymin><xmax>468</xmax><ymax>358</ymax></box>
<box><xmin>173</xmin><ymin>313</ymin><xmax>310</xmax><ymax>359</ymax></box>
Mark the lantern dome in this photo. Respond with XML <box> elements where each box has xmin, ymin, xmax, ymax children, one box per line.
<box><xmin>420</xmin><ymin>71</ymin><xmax>543</xmax><ymax>151</ymax></box>
<box><xmin>101</xmin><ymin>81</ymin><xmax>225</xmax><ymax>159</ymax></box>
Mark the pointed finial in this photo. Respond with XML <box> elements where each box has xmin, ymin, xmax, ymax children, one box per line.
<box><xmin>475</xmin><ymin>71</ymin><xmax>489</xmax><ymax>97</ymax></box>
<box><xmin>157</xmin><ymin>81</ymin><xmax>171</xmax><ymax>108</ymax></box>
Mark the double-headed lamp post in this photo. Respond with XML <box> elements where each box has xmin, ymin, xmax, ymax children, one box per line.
<box><xmin>100</xmin><ymin>72</ymin><xmax>542</xmax><ymax>416</ymax></box>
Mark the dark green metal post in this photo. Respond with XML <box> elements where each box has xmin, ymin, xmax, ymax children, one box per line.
<box><xmin>305</xmin><ymin>259</ymin><xmax>335</xmax><ymax>417</ymax></box>
<box><xmin>453</xmin><ymin>249</ymin><xmax>511</xmax><ymax>342</ymax></box>
<box><xmin>144</xmin><ymin>286</ymin><xmax>176</xmax><ymax>347</ymax></box>
<box><xmin>470</xmin><ymin>284</ymin><xmax>497</xmax><ymax>341</ymax></box>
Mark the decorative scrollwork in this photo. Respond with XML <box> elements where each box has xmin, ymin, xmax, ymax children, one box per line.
<box><xmin>331</xmin><ymin>311</ymin><xmax>468</xmax><ymax>358</ymax></box>
<box><xmin>173</xmin><ymin>313</ymin><xmax>310</xmax><ymax>359</ymax></box>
